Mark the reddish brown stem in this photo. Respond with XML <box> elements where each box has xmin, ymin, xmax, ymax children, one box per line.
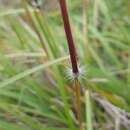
<box><xmin>59</xmin><ymin>0</ymin><xmax>79</xmax><ymax>75</ymax></box>
<box><xmin>59</xmin><ymin>1</ymin><xmax>83</xmax><ymax>129</ymax></box>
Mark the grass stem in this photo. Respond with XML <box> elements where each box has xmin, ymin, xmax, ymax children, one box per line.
<box><xmin>74</xmin><ymin>79</ymin><xmax>83</xmax><ymax>130</ymax></box>
<box><xmin>82</xmin><ymin>0</ymin><xmax>91</xmax><ymax>62</ymax></box>
<box><xmin>59</xmin><ymin>0</ymin><xmax>79</xmax><ymax>75</ymax></box>
<box><xmin>85</xmin><ymin>90</ymin><xmax>93</xmax><ymax>130</ymax></box>
<box><xmin>59</xmin><ymin>0</ymin><xmax>83</xmax><ymax>129</ymax></box>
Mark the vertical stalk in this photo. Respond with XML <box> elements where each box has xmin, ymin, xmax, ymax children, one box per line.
<box><xmin>93</xmin><ymin>0</ymin><xmax>99</xmax><ymax>29</ymax></box>
<box><xmin>74</xmin><ymin>79</ymin><xmax>82</xmax><ymax>130</ymax></box>
<box><xmin>85</xmin><ymin>91</ymin><xmax>93</xmax><ymax>130</ymax></box>
<box><xmin>59</xmin><ymin>0</ymin><xmax>82</xmax><ymax>129</ymax></box>
<box><xmin>93</xmin><ymin>0</ymin><xmax>99</xmax><ymax>54</ymax></box>
<box><xmin>127</xmin><ymin>2</ymin><xmax>130</xmax><ymax>86</ymax></box>
<box><xmin>22</xmin><ymin>0</ymin><xmax>48</xmax><ymax>55</ymax></box>
<box><xmin>59</xmin><ymin>0</ymin><xmax>79</xmax><ymax>75</ymax></box>
<box><xmin>82</xmin><ymin>0</ymin><xmax>90</xmax><ymax>62</ymax></box>
<box><xmin>83</xmin><ymin>0</ymin><xmax>88</xmax><ymax>47</ymax></box>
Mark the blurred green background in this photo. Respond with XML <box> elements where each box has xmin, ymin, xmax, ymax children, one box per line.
<box><xmin>0</xmin><ymin>0</ymin><xmax>130</xmax><ymax>130</ymax></box>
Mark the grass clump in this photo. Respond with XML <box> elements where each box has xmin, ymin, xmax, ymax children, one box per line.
<box><xmin>0</xmin><ymin>0</ymin><xmax>130</xmax><ymax>130</ymax></box>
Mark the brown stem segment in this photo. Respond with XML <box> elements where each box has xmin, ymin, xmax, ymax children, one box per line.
<box><xmin>59</xmin><ymin>0</ymin><xmax>79</xmax><ymax>75</ymax></box>
<box><xmin>74</xmin><ymin>79</ymin><xmax>82</xmax><ymax>130</ymax></box>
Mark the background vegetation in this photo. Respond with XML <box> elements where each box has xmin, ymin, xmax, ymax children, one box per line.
<box><xmin>0</xmin><ymin>0</ymin><xmax>130</xmax><ymax>130</ymax></box>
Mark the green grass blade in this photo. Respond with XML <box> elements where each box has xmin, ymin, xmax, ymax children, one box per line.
<box><xmin>0</xmin><ymin>56</ymin><xmax>69</xmax><ymax>88</ymax></box>
<box><xmin>85</xmin><ymin>90</ymin><xmax>93</xmax><ymax>130</ymax></box>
